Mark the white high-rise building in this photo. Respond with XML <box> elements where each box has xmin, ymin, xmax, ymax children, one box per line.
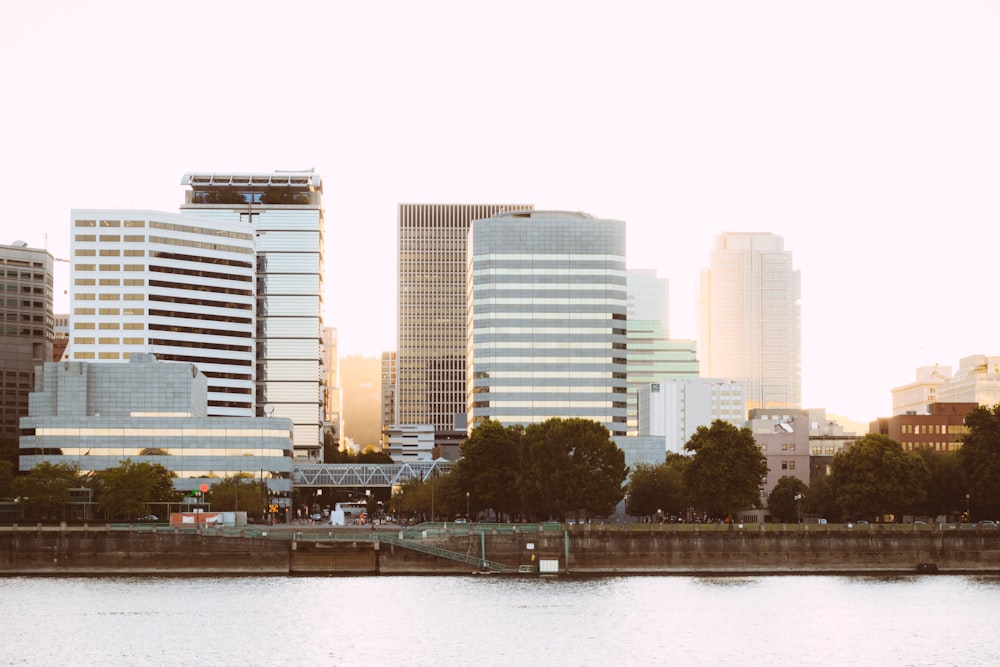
<box><xmin>698</xmin><ymin>232</ymin><xmax>800</xmax><ymax>415</ymax></box>
<box><xmin>467</xmin><ymin>210</ymin><xmax>628</xmax><ymax>436</ymax></box>
<box><xmin>181</xmin><ymin>171</ymin><xmax>325</xmax><ymax>460</ymax></box>
<box><xmin>68</xmin><ymin>210</ymin><xmax>256</xmax><ymax>416</ymax></box>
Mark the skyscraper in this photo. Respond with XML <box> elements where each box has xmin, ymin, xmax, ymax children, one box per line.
<box><xmin>467</xmin><ymin>210</ymin><xmax>628</xmax><ymax>436</ymax></box>
<box><xmin>67</xmin><ymin>210</ymin><xmax>256</xmax><ymax>416</ymax></box>
<box><xmin>698</xmin><ymin>232</ymin><xmax>801</xmax><ymax>414</ymax></box>
<box><xmin>396</xmin><ymin>203</ymin><xmax>532</xmax><ymax>439</ymax></box>
<box><xmin>0</xmin><ymin>241</ymin><xmax>53</xmax><ymax>443</ymax></box>
<box><xmin>181</xmin><ymin>171</ymin><xmax>325</xmax><ymax>459</ymax></box>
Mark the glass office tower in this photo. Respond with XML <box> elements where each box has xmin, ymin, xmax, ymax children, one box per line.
<box><xmin>467</xmin><ymin>210</ymin><xmax>628</xmax><ymax>436</ymax></box>
<box><xmin>181</xmin><ymin>171</ymin><xmax>324</xmax><ymax>460</ymax></box>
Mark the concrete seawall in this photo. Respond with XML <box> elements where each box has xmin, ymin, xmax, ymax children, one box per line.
<box><xmin>3</xmin><ymin>525</ymin><xmax>1000</xmax><ymax>576</ymax></box>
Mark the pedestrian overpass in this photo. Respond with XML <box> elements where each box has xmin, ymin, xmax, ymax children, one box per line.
<box><xmin>291</xmin><ymin>461</ymin><xmax>456</xmax><ymax>489</ymax></box>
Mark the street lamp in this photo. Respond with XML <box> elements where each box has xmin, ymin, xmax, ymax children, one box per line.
<box><xmin>466</xmin><ymin>491</ymin><xmax>470</xmax><ymax>522</ymax></box>
<box><xmin>966</xmin><ymin>493</ymin><xmax>971</xmax><ymax>523</ymax></box>
<box><xmin>794</xmin><ymin>493</ymin><xmax>804</xmax><ymax>524</ymax></box>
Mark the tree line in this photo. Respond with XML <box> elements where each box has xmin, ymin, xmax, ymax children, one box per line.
<box><xmin>629</xmin><ymin>405</ymin><xmax>1000</xmax><ymax>523</ymax></box>
<box><xmin>0</xmin><ymin>457</ymin><xmax>269</xmax><ymax>522</ymax></box>
<box><xmin>394</xmin><ymin>418</ymin><xmax>629</xmax><ymax>522</ymax></box>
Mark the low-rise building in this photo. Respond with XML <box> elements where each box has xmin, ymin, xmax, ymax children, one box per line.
<box><xmin>869</xmin><ymin>401</ymin><xmax>976</xmax><ymax>452</ymax></box>
<box><xmin>19</xmin><ymin>354</ymin><xmax>292</xmax><ymax>493</ymax></box>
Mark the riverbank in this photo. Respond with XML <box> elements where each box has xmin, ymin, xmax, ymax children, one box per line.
<box><xmin>3</xmin><ymin>523</ymin><xmax>1000</xmax><ymax>576</ymax></box>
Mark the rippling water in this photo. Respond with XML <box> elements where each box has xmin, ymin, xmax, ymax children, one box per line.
<box><xmin>2</xmin><ymin>575</ymin><xmax>998</xmax><ymax>666</ymax></box>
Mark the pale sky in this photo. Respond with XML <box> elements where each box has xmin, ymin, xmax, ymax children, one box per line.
<box><xmin>2</xmin><ymin>1</ymin><xmax>998</xmax><ymax>424</ymax></box>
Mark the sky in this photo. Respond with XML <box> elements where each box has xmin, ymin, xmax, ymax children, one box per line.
<box><xmin>2</xmin><ymin>1</ymin><xmax>998</xmax><ymax>425</ymax></box>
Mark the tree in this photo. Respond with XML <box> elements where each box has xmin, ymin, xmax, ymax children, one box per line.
<box><xmin>395</xmin><ymin>470</ymin><xmax>458</xmax><ymax>522</ymax></box>
<box><xmin>959</xmin><ymin>404</ymin><xmax>1000</xmax><ymax>521</ymax></box>
<box><xmin>92</xmin><ymin>459</ymin><xmax>178</xmax><ymax>521</ymax></box>
<box><xmin>0</xmin><ymin>438</ymin><xmax>18</xmax><ymax>468</ymax></box>
<box><xmin>520</xmin><ymin>418</ymin><xmax>627</xmax><ymax>521</ymax></box>
<box><xmin>912</xmin><ymin>447</ymin><xmax>964</xmax><ymax>519</ymax></box>
<box><xmin>455</xmin><ymin>420</ymin><xmax>523</xmax><ymax>520</ymax></box>
<box><xmin>803</xmin><ymin>474</ymin><xmax>842</xmax><ymax>523</ymax></box>
<box><xmin>626</xmin><ymin>454</ymin><xmax>690</xmax><ymax>518</ymax></box>
<box><xmin>828</xmin><ymin>433</ymin><xmax>929</xmax><ymax>521</ymax></box>
<box><xmin>767</xmin><ymin>476</ymin><xmax>809</xmax><ymax>523</ymax></box>
<box><xmin>11</xmin><ymin>462</ymin><xmax>80</xmax><ymax>521</ymax></box>
<box><xmin>683</xmin><ymin>420</ymin><xmax>768</xmax><ymax>520</ymax></box>
<box><xmin>205</xmin><ymin>474</ymin><xmax>268</xmax><ymax>517</ymax></box>
<box><xmin>0</xmin><ymin>460</ymin><xmax>15</xmax><ymax>500</ymax></box>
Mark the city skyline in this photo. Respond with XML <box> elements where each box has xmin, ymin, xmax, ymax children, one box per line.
<box><xmin>3</xmin><ymin>2</ymin><xmax>999</xmax><ymax>423</ymax></box>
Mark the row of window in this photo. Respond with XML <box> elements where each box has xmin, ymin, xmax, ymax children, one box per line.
<box><xmin>899</xmin><ymin>424</ymin><xmax>969</xmax><ymax>435</ymax></box>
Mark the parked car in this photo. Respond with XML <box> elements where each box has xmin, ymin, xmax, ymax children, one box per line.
<box><xmin>138</xmin><ymin>515</ymin><xmax>158</xmax><ymax>522</ymax></box>
<box><xmin>976</xmin><ymin>520</ymin><xmax>997</xmax><ymax>528</ymax></box>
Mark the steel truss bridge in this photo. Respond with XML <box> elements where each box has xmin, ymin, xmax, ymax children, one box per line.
<box><xmin>291</xmin><ymin>461</ymin><xmax>456</xmax><ymax>488</ymax></box>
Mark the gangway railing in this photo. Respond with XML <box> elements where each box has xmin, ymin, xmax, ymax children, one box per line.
<box><xmin>374</xmin><ymin>533</ymin><xmax>506</xmax><ymax>572</ymax></box>
<box><xmin>314</xmin><ymin>529</ymin><xmax>505</xmax><ymax>572</ymax></box>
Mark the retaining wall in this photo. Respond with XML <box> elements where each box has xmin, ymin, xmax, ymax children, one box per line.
<box><xmin>3</xmin><ymin>525</ymin><xmax>1000</xmax><ymax>576</ymax></box>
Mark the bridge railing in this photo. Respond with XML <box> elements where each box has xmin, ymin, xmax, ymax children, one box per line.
<box><xmin>292</xmin><ymin>461</ymin><xmax>456</xmax><ymax>487</ymax></box>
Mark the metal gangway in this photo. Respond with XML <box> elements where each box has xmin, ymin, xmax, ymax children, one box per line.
<box><xmin>291</xmin><ymin>461</ymin><xmax>455</xmax><ymax>488</ymax></box>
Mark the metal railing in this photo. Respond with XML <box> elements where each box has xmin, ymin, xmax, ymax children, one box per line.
<box><xmin>291</xmin><ymin>461</ymin><xmax>456</xmax><ymax>488</ymax></box>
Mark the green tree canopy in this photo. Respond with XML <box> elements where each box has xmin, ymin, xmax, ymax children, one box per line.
<box><xmin>11</xmin><ymin>462</ymin><xmax>81</xmax><ymax>521</ymax></box>
<box><xmin>803</xmin><ymin>474</ymin><xmax>842</xmax><ymax>523</ymax></box>
<box><xmin>767</xmin><ymin>475</ymin><xmax>809</xmax><ymax>523</ymax></box>
<box><xmin>455</xmin><ymin>420</ymin><xmax>524</xmax><ymax>520</ymax></box>
<box><xmin>92</xmin><ymin>459</ymin><xmax>179</xmax><ymax>521</ymax></box>
<box><xmin>394</xmin><ymin>471</ymin><xmax>457</xmax><ymax>521</ymax></box>
<box><xmin>912</xmin><ymin>446</ymin><xmax>965</xmax><ymax>518</ymax></box>
<box><xmin>828</xmin><ymin>434</ymin><xmax>929</xmax><ymax>521</ymax></box>
<box><xmin>626</xmin><ymin>454</ymin><xmax>690</xmax><ymax>518</ymax></box>
<box><xmin>959</xmin><ymin>404</ymin><xmax>1000</xmax><ymax>520</ymax></box>
<box><xmin>520</xmin><ymin>418</ymin><xmax>628</xmax><ymax>521</ymax></box>
<box><xmin>0</xmin><ymin>438</ymin><xmax>18</xmax><ymax>468</ymax></box>
<box><xmin>0</xmin><ymin>460</ymin><xmax>14</xmax><ymax>500</ymax></box>
<box><xmin>205</xmin><ymin>474</ymin><xmax>268</xmax><ymax>516</ymax></box>
<box><xmin>683</xmin><ymin>420</ymin><xmax>768</xmax><ymax>520</ymax></box>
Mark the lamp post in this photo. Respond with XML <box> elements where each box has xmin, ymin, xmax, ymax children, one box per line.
<box><xmin>794</xmin><ymin>493</ymin><xmax>804</xmax><ymax>524</ymax></box>
<box><xmin>966</xmin><ymin>493</ymin><xmax>971</xmax><ymax>524</ymax></box>
<box><xmin>466</xmin><ymin>491</ymin><xmax>470</xmax><ymax>522</ymax></box>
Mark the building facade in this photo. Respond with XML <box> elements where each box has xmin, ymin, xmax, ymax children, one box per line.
<box><xmin>180</xmin><ymin>171</ymin><xmax>325</xmax><ymax>460</ymax></box>
<box><xmin>467</xmin><ymin>210</ymin><xmax>628</xmax><ymax>436</ymax></box>
<box><xmin>698</xmin><ymin>232</ymin><xmax>801</xmax><ymax>415</ymax></box>
<box><xmin>891</xmin><ymin>365</ymin><xmax>953</xmax><ymax>416</ymax></box>
<box><xmin>870</xmin><ymin>401</ymin><xmax>977</xmax><ymax>452</ymax></box>
<box><xmin>19</xmin><ymin>355</ymin><xmax>293</xmax><ymax>493</ymax></box>
<box><xmin>747</xmin><ymin>410</ymin><xmax>811</xmax><ymax>496</ymax></box>
<box><xmin>396</xmin><ymin>203</ymin><xmax>533</xmax><ymax>441</ymax></box>
<box><xmin>380</xmin><ymin>351</ymin><xmax>396</xmax><ymax>448</ymax></box>
<box><xmin>0</xmin><ymin>242</ymin><xmax>53</xmax><ymax>443</ymax></box>
<box><xmin>67</xmin><ymin>210</ymin><xmax>256</xmax><ymax>417</ymax></box>
<box><xmin>625</xmin><ymin>269</ymin><xmax>699</xmax><ymax>435</ymax></box>
<box><xmin>637</xmin><ymin>379</ymin><xmax>745</xmax><ymax>454</ymax></box>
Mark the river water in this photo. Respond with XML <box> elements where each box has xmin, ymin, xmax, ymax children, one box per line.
<box><xmin>1</xmin><ymin>575</ymin><xmax>998</xmax><ymax>666</ymax></box>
